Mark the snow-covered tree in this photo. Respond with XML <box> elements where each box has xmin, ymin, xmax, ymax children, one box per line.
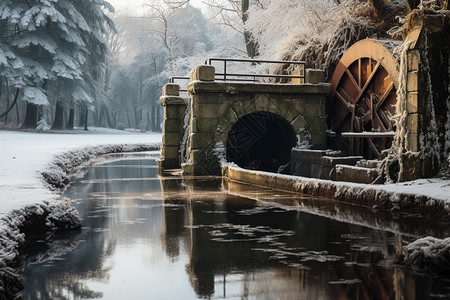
<box><xmin>0</xmin><ymin>0</ymin><xmax>115</xmax><ymax>129</ymax></box>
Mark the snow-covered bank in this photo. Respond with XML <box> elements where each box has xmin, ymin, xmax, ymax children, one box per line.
<box><xmin>223</xmin><ymin>164</ymin><xmax>450</xmax><ymax>215</ymax></box>
<box><xmin>0</xmin><ymin>129</ymin><xmax>161</xmax><ymax>296</ymax></box>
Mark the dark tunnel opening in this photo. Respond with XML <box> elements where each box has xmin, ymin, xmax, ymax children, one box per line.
<box><xmin>226</xmin><ymin>112</ymin><xmax>296</xmax><ymax>172</ymax></box>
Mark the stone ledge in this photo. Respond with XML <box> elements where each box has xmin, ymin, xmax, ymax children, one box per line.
<box><xmin>188</xmin><ymin>81</ymin><xmax>331</xmax><ymax>95</ymax></box>
<box><xmin>160</xmin><ymin>96</ymin><xmax>187</xmax><ymax>106</ymax></box>
<box><xmin>222</xmin><ymin>164</ymin><xmax>450</xmax><ymax>219</ymax></box>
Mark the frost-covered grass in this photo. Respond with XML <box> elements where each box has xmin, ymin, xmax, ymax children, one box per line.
<box><xmin>0</xmin><ymin>128</ymin><xmax>161</xmax><ymax>293</ymax></box>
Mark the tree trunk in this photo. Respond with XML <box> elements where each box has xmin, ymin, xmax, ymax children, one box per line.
<box><xmin>51</xmin><ymin>101</ymin><xmax>64</xmax><ymax>130</ymax></box>
<box><xmin>103</xmin><ymin>104</ymin><xmax>114</xmax><ymax>128</ymax></box>
<box><xmin>22</xmin><ymin>102</ymin><xmax>38</xmax><ymax>129</ymax></box>
<box><xmin>0</xmin><ymin>89</ymin><xmax>19</xmax><ymax>120</ymax></box>
<box><xmin>78</xmin><ymin>107</ymin><xmax>86</xmax><ymax>127</ymax></box>
<box><xmin>84</xmin><ymin>107</ymin><xmax>88</xmax><ymax>131</ymax></box>
<box><xmin>241</xmin><ymin>0</ymin><xmax>259</xmax><ymax>58</ymax></box>
<box><xmin>66</xmin><ymin>107</ymin><xmax>75</xmax><ymax>129</ymax></box>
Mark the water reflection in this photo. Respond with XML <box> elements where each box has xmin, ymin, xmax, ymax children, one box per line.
<box><xmin>20</xmin><ymin>157</ymin><xmax>450</xmax><ymax>299</ymax></box>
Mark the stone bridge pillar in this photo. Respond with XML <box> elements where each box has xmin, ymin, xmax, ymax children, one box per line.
<box><xmin>158</xmin><ymin>84</ymin><xmax>187</xmax><ymax>172</ymax></box>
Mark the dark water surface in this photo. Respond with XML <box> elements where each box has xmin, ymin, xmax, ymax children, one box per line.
<box><xmin>21</xmin><ymin>154</ymin><xmax>450</xmax><ymax>299</ymax></box>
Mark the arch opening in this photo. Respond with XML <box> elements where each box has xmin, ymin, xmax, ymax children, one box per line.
<box><xmin>226</xmin><ymin>112</ymin><xmax>296</xmax><ymax>172</ymax></box>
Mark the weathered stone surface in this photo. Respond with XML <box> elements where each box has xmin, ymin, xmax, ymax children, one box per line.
<box><xmin>188</xmin><ymin>81</ymin><xmax>331</xmax><ymax>95</ymax></box>
<box><xmin>406</xmin><ymin>71</ymin><xmax>419</xmax><ymax>92</ymax></box>
<box><xmin>163</xmin><ymin>119</ymin><xmax>183</xmax><ymax>133</ymax></box>
<box><xmin>191</xmin><ymin>102</ymin><xmax>218</xmax><ymax>118</ymax></box>
<box><xmin>160</xmin><ymin>96</ymin><xmax>186</xmax><ymax>106</ymax></box>
<box><xmin>191</xmin><ymin>65</ymin><xmax>215</xmax><ymax>81</ymax></box>
<box><xmin>197</xmin><ymin>118</ymin><xmax>218</xmax><ymax>133</ymax></box>
<box><xmin>164</xmin><ymin>105</ymin><xmax>182</xmax><ymax>119</ymax></box>
<box><xmin>190</xmin><ymin>132</ymin><xmax>215</xmax><ymax>149</ymax></box>
<box><xmin>335</xmin><ymin>164</ymin><xmax>379</xmax><ymax>184</ymax></box>
<box><xmin>407</xmin><ymin>51</ymin><xmax>419</xmax><ymax>72</ymax></box>
<box><xmin>305</xmin><ymin>69</ymin><xmax>325</xmax><ymax>84</ymax></box>
<box><xmin>407</xmin><ymin>92</ymin><xmax>419</xmax><ymax>113</ymax></box>
<box><xmin>254</xmin><ymin>94</ymin><xmax>270</xmax><ymax>111</ymax></box>
<box><xmin>161</xmin><ymin>145</ymin><xmax>179</xmax><ymax>159</ymax></box>
<box><xmin>162</xmin><ymin>84</ymin><xmax>180</xmax><ymax>96</ymax></box>
<box><xmin>406</xmin><ymin>113</ymin><xmax>420</xmax><ymax>134</ymax></box>
<box><xmin>162</xmin><ymin>132</ymin><xmax>181</xmax><ymax>146</ymax></box>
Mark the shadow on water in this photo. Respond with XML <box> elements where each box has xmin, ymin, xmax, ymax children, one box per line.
<box><xmin>19</xmin><ymin>157</ymin><xmax>450</xmax><ymax>299</ymax></box>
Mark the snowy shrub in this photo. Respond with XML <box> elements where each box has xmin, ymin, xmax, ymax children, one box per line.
<box><xmin>401</xmin><ymin>236</ymin><xmax>450</xmax><ymax>274</ymax></box>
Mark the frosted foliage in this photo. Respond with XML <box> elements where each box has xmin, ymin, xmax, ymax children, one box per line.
<box><xmin>445</xmin><ymin>53</ymin><xmax>450</xmax><ymax>158</ymax></box>
<box><xmin>72</xmin><ymin>87</ymin><xmax>94</xmax><ymax>104</ymax></box>
<box><xmin>419</xmin><ymin>33</ymin><xmax>441</xmax><ymax>165</ymax></box>
<box><xmin>393</xmin><ymin>41</ymin><xmax>412</xmax><ymax>157</ymax></box>
<box><xmin>21</xmin><ymin>5</ymin><xmax>66</xmax><ymax>29</ymax></box>
<box><xmin>402</xmin><ymin>236</ymin><xmax>450</xmax><ymax>272</ymax></box>
<box><xmin>246</xmin><ymin>0</ymin><xmax>339</xmax><ymax>58</ymax></box>
<box><xmin>0</xmin><ymin>0</ymin><xmax>113</xmax><ymax>109</ymax></box>
<box><xmin>22</xmin><ymin>86</ymin><xmax>49</xmax><ymax>105</ymax></box>
<box><xmin>12</xmin><ymin>33</ymin><xmax>57</xmax><ymax>54</ymax></box>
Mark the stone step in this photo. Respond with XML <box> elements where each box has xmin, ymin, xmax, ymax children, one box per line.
<box><xmin>356</xmin><ymin>159</ymin><xmax>381</xmax><ymax>168</ymax></box>
<box><xmin>335</xmin><ymin>164</ymin><xmax>380</xmax><ymax>184</ymax></box>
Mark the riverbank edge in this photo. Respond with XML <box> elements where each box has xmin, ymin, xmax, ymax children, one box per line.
<box><xmin>0</xmin><ymin>143</ymin><xmax>160</xmax><ymax>298</ymax></box>
<box><xmin>222</xmin><ymin>164</ymin><xmax>450</xmax><ymax>218</ymax></box>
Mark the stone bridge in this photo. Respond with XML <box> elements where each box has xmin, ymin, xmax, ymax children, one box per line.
<box><xmin>159</xmin><ymin>65</ymin><xmax>330</xmax><ymax>175</ymax></box>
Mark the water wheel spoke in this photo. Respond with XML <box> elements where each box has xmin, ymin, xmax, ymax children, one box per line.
<box><xmin>377</xmin><ymin>109</ymin><xmax>393</xmax><ymax>131</ymax></box>
<box><xmin>352</xmin><ymin>61</ymin><xmax>381</xmax><ymax>106</ymax></box>
<box><xmin>375</xmin><ymin>81</ymin><xmax>394</xmax><ymax>110</ymax></box>
<box><xmin>345</xmin><ymin>69</ymin><xmax>361</xmax><ymax>93</ymax></box>
<box><xmin>372</xmin><ymin>112</ymin><xmax>388</xmax><ymax>132</ymax></box>
<box><xmin>367</xmin><ymin>138</ymin><xmax>382</xmax><ymax>159</ymax></box>
<box><xmin>336</xmin><ymin>90</ymin><xmax>353</xmax><ymax>113</ymax></box>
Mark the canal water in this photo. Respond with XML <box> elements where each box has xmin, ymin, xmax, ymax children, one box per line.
<box><xmin>20</xmin><ymin>154</ymin><xmax>450</xmax><ymax>299</ymax></box>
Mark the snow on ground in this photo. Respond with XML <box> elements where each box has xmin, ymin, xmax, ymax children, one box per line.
<box><xmin>0</xmin><ymin>128</ymin><xmax>161</xmax><ymax>279</ymax></box>
<box><xmin>0</xmin><ymin>129</ymin><xmax>161</xmax><ymax>216</ymax></box>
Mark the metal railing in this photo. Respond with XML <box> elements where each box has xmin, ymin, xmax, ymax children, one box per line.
<box><xmin>169</xmin><ymin>58</ymin><xmax>306</xmax><ymax>92</ymax></box>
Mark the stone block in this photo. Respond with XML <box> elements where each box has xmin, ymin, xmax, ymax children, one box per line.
<box><xmin>192</xmin><ymin>65</ymin><xmax>215</xmax><ymax>81</ymax></box>
<box><xmin>268</xmin><ymin>100</ymin><xmax>282</xmax><ymax>116</ymax></box>
<box><xmin>406</xmin><ymin>133</ymin><xmax>419</xmax><ymax>152</ymax></box>
<box><xmin>190</xmin><ymin>132</ymin><xmax>215</xmax><ymax>149</ymax></box>
<box><xmin>306</xmin><ymin>69</ymin><xmax>325</xmax><ymax>84</ymax></box>
<box><xmin>406</xmin><ymin>113</ymin><xmax>420</xmax><ymax>134</ymax></box>
<box><xmin>163</xmin><ymin>119</ymin><xmax>183</xmax><ymax>133</ymax></box>
<box><xmin>191</xmin><ymin>102</ymin><xmax>218</xmax><ymax>118</ymax></box>
<box><xmin>254</xmin><ymin>94</ymin><xmax>270</xmax><ymax>111</ymax></box>
<box><xmin>162</xmin><ymin>132</ymin><xmax>181</xmax><ymax>147</ymax></box>
<box><xmin>284</xmin><ymin>110</ymin><xmax>299</xmax><ymax>123</ymax></box>
<box><xmin>407</xmin><ymin>51</ymin><xmax>419</xmax><ymax>72</ymax></box>
<box><xmin>335</xmin><ymin>165</ymin><xmax>379</xmax><ymax>184</ymax></box>
<box><xmin>290</xmin><ymin>115</ymin><xmax>307</xmax><ymax>131</ymax></box>
<box><xmin>164</xmin><ymin>106</ymin><xmax>182</xmax><ymax>119</ymax></box>
<box><xmin>161</xmin><ymin>146</ymin><xmax>179</xmax><ymax>159</ymax></box>
<box><xmin>407</xmin><ymin>92</ymin><xmax>419</xmax><ymax>113</ymax></box>
<box><xmin>406</xmin><ymin>71</ymin><xmax>419</xmax><ymax>92</ymax></box>
<box><xmin>197</xmin><ymin>118</ymin><xmax>218</xmax><ymax>133</ymax></box>
<box><xmin>163</xmin><ymin>84</ymin><xmax>180</xmax><ymax>96</ymax></box>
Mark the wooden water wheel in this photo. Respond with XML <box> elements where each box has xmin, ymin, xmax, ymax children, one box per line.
<box><xmin>329</xmin><ymin>39</ymin><xmax>400</xmax><ymax>159</ymax></box>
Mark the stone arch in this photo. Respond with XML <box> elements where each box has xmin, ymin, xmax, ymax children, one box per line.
<box><xmin>215</xmin><ymin>94</ymin><xmax>308</xmax><ymax>153</ymax></box>
<box><xmin>225</xmin><ymin>111</ymin><xmax>296</xmax><ymax>172</ymax></box>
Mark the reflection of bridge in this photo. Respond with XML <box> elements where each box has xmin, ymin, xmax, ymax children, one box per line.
<box><xmin>158</xmin><ymin>60</ymin><xmax>330</xmax><ymax>175</ymax></box>
<box><xmin>158</xmin><ymin>177</ymin><xmax>434</xmax><ymax>299</ymax></box>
